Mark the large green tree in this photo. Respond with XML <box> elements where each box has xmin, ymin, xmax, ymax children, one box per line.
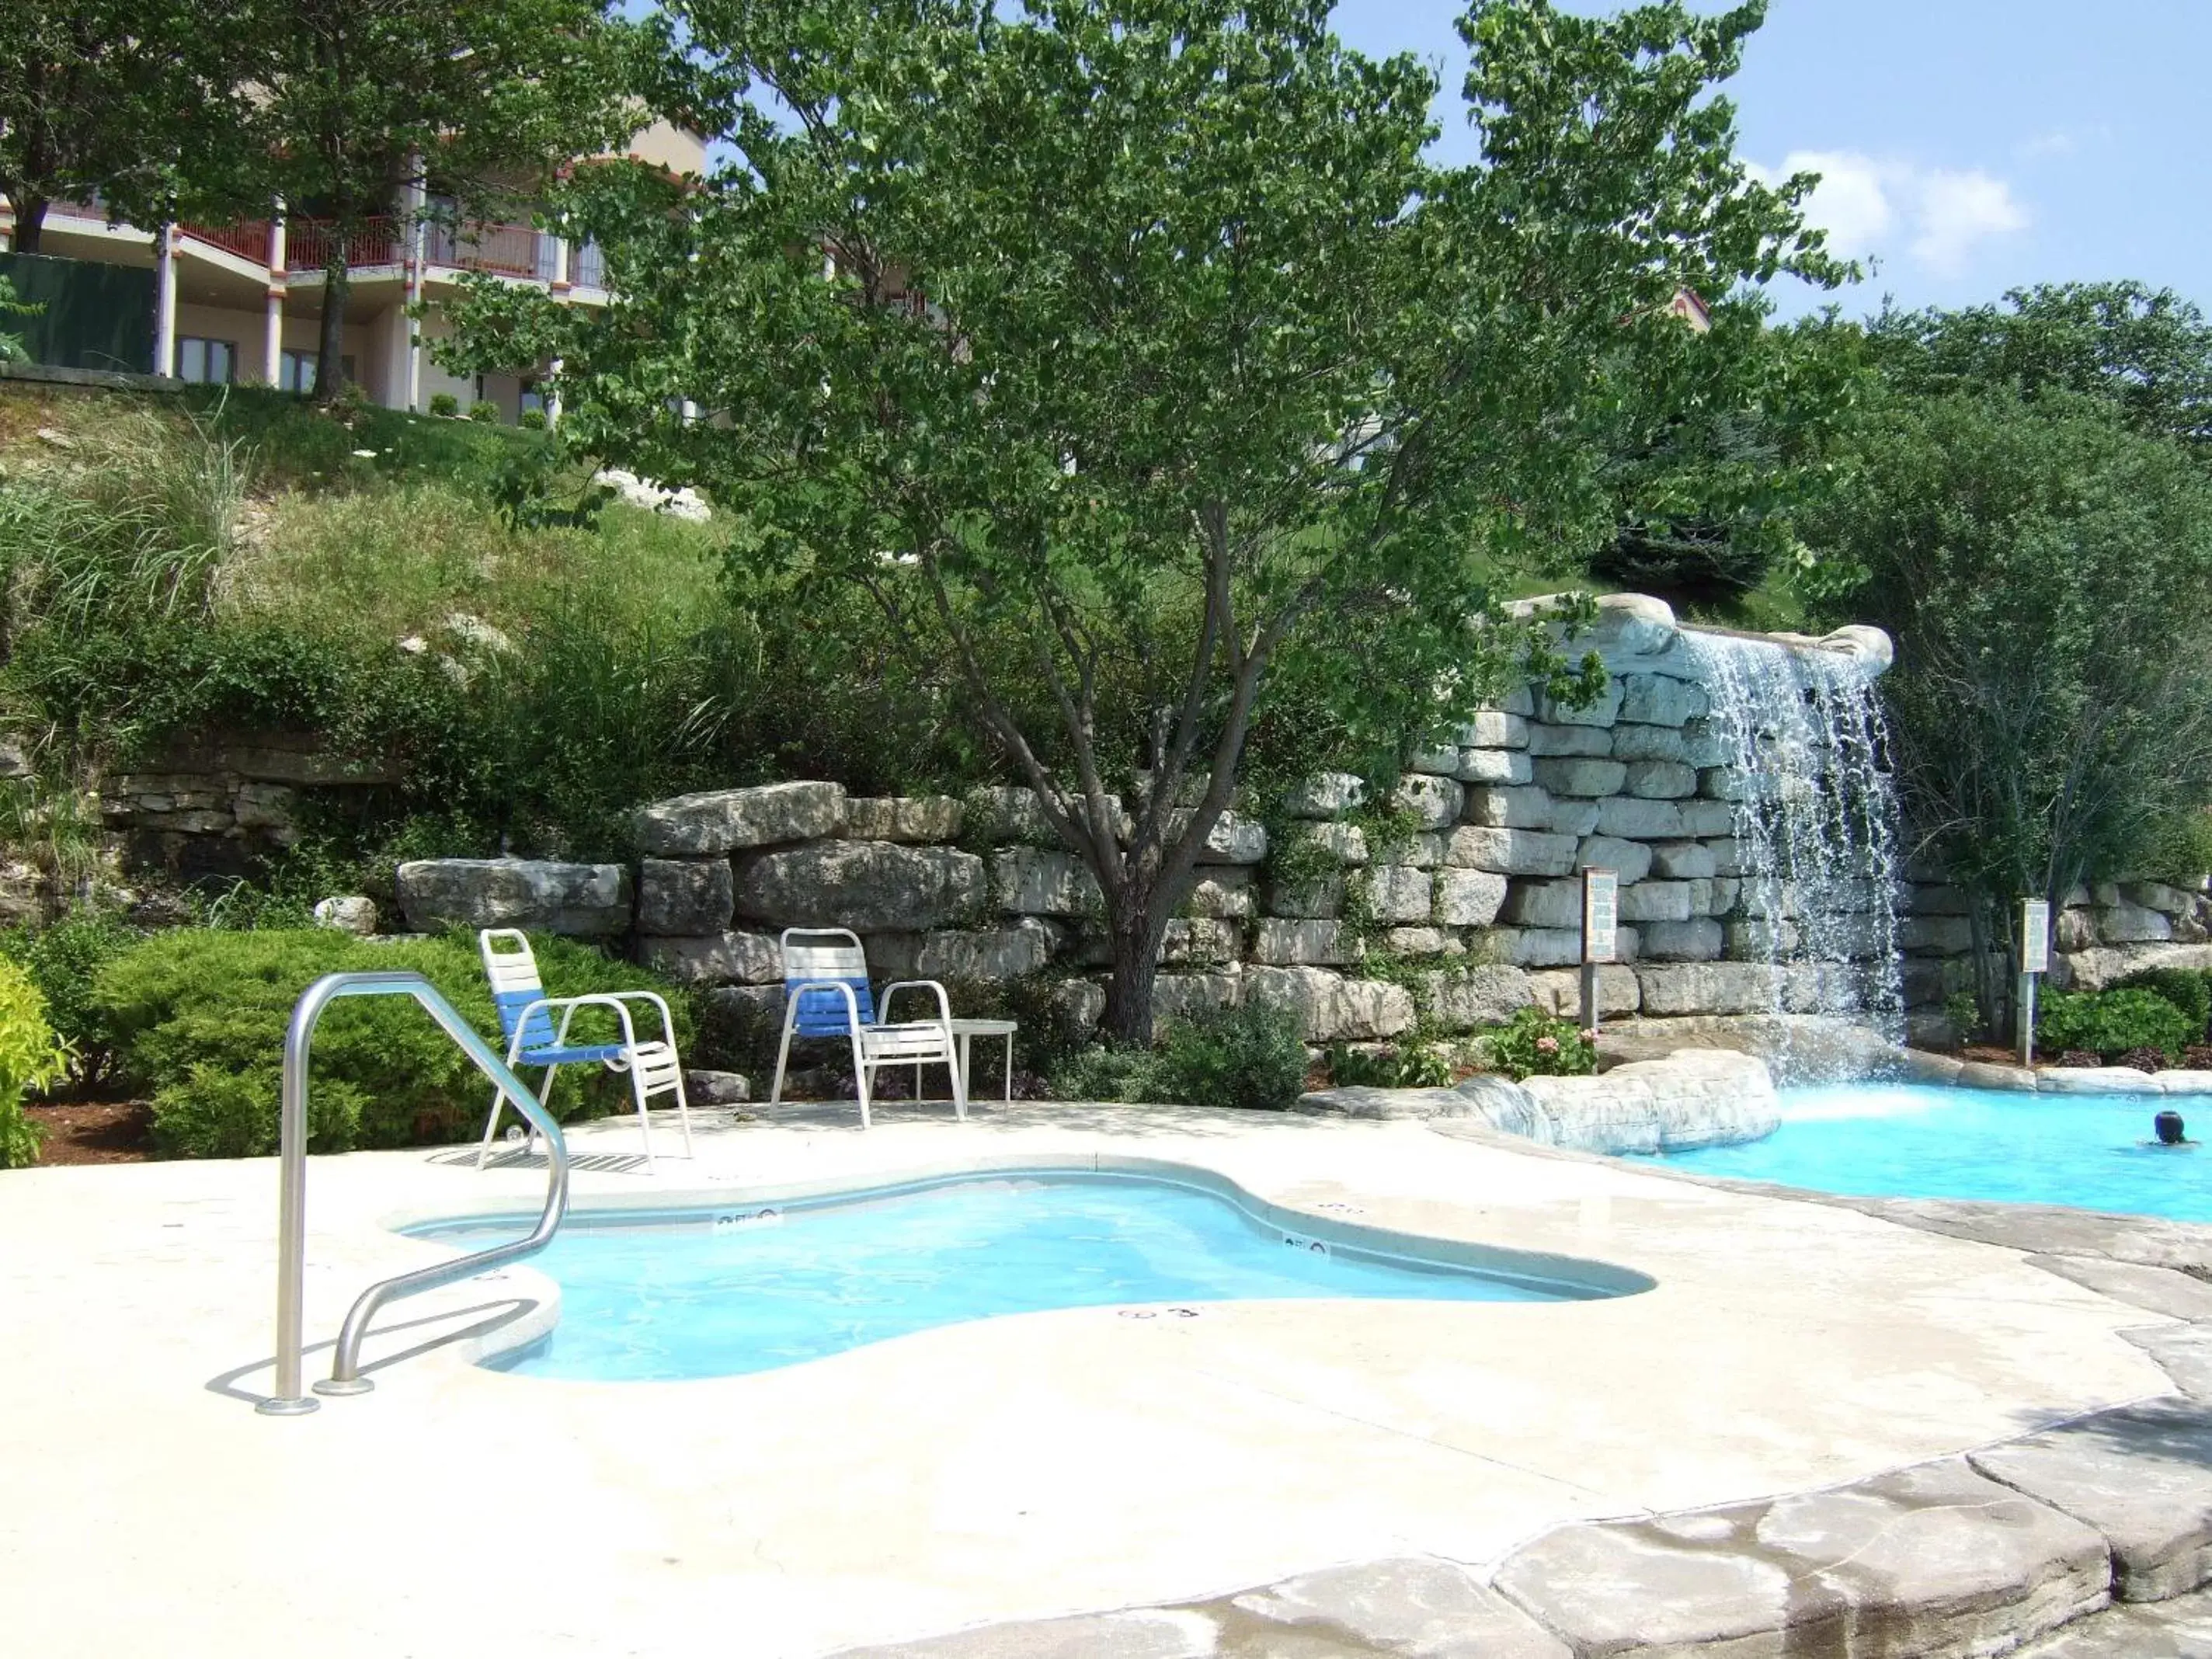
<box><xmin>0</xmin><ymin>0</ymin><xmax>244</xmax><ymax>254</ymax></box>
<box><xmin>1868</xmin><ymin>281</ymin><xmax>2212</xmax><ymax>453</ymax></box>
<box><xmin>449</xmin><ymin>0</ymin><xmax>1838</xmax><ymax>1039</ymax></box>
<box><xmin>1808</xmin><ymin>388</ymin><xmax>2212</xmax><ymax>1035</ymax></box>
<box><xmin>228</xmin><ymin>0</ymin><xmax>634</xmax><ymax>402</ymax></box>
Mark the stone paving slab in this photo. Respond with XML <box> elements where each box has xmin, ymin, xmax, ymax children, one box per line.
<box><xmin>2133</xmin><ymin>1326</ymin><xmax>2212</xmax><ymax>1402</ymax></box>
<box><xmin>1972</xmin><ymin>1400</ymin><xmax>2212</xmax><ymax>1602</ymax></box>
<box><xmin>2033</xmin><ymin>1257</ymin><xmax>2212</xmax><ymax>1322</ymax></box>
<box><xmin>1226</xmin><ymin>1558</ymin><xmax>1569</xmax><ymax>1658</ymax></box>
<box><xmin>1492</xmin><ymin>1456</ymin><xmax>2109</xmax><ymax>1657</ymax></box>
<box><xmin>2017</xmin><ymin>1583</ymin><xmax>2212</xmax><ymax>1656</ymax></box>
<box><xmin>835</xmin><ymin>1609</ymin><xmax>1219</xmax><ymax>1657</ymax></box>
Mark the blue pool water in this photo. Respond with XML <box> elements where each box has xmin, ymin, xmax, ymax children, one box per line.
<box><xmin>1646</xmin><ymin>1083</ymin><xmax>2212</xmax><ymax>1221</ymax></box>
<box><xmin>416</xmin><ymin>1169</ymin><xmax>1631</xmax><ymax>1381</ymax></box>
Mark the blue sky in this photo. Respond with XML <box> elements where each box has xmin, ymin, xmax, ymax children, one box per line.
<box><xmin>1331</xmin><ymin>0</ymin><xmax>2212</xmax><ymax>319</ymax></box>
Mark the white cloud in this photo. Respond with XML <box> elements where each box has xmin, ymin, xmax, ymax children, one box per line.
<box><xmin>1749</xmin><ymin>149</ymin><xmax>2029</xmax><ymax>278</ymax></box>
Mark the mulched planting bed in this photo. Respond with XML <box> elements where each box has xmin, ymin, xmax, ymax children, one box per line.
<box><xmin>28</xmin><ymin>1102</ymin><xmax>153</xmax><ymax>1165</ymax></box>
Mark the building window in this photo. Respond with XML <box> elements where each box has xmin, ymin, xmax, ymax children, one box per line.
<box><xmin>280</xmin><ymin>349</ymin><xmax>355</xmax><ymax>395</ymax></box>
<box><xmin>178</xmin><ymin>337</ymin><xmax>238</xmax><ymax>385</ymax></box>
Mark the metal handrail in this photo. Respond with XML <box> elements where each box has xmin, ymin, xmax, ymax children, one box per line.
<box><xmin>259</xmin><ymin>971</ymin><xmax>571</xmax><ymax>1417</ymax></box>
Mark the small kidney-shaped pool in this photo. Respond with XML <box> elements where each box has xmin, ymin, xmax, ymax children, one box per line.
<box><xmin>411</xmin><ymin>1166</ymin><xmax>1651</xmax><ymax>1381</ymax></box>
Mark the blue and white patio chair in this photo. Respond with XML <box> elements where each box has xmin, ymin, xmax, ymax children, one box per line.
<box><xmin>769</xmin><ymin>927</ymin><xmax>967</xmax><ymax>1129</ymax></box>
<box><xmin>474</xmin><ymin>927</ymin><xmax>695</xmax><ymax>1169</ymax></box>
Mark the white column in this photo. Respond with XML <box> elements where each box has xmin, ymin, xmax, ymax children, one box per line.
<box><xmin>263</xmin><ymin>202</ymin><xmax>287</xmax><ymax>386</ymax></box>
<box><xmin>402</xmin><ymin>157</ymin><xmax>427</xmax><ymax>411</ymax></box>
<box><xmin>153</xmin><ymin>224</ymin><xmax>179</xmax><ymax>377</ymax></box>
<box><xmin>546</xmin><ymin>356</ymin><xmax>563</xmax><ymax>428</ymax></box>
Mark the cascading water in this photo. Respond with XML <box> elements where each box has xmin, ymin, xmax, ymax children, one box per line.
<box><xmin>1680</xmin><ymin>630</ymin><xmax>1905</xmax><ymax>1070</ymax></box>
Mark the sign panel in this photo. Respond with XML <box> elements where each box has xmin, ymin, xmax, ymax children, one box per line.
<box><xmin>2021</xmin><ymin>898</ymin><xmax>2051</xmax><ymax>976</ymax></box>
<box><xmin>1582</xmin><ymin>869</ymin><xmax>1619</xmax><ymax>965</ymax></box>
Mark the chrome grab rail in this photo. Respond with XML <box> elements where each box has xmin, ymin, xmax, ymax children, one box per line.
<box><xmin>259</xmin><ymin>971</ymin><xmax>571</xmax><ymax>1416</ymax></box>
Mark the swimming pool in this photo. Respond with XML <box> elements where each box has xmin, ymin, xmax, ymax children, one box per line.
<box><xmin>1644</xmin><ymin>1082</ymin><xmax>2212</xmax><ymax>1221</ymax></box>
<box><xmin>415</xmin><ymin>1167</ymin><xmax>1647</xmax><ymax>1381</ymax></box>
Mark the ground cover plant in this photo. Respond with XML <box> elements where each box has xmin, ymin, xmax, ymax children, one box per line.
<box><xmin>2034</xmin><ymin>986</ymin><xmax>2196</xmax><ymax>1068</ymax></box>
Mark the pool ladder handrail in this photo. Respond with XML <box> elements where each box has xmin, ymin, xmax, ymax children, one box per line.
<box><xmin>259</xmin><ymin>970</ymin><xmax>572</xmax><ymax>1416</ymax></box>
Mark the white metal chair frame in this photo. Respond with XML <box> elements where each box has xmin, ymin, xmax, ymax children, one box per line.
<box><xmin>475</xmin><ymin>928</ymin><xmax>695</xmax><ymax>1170</ymax></box>
<box><xmin>769</xmin><ymin>927</ymin><xmax>968</xmax><ymax>1129</ymax></box>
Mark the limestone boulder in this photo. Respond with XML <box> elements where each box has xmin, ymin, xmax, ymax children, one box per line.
<box><xmin>1160</xmin><ymin>917</ymin><xmax>1240</xmax><ymax>966</ymax></box>
<box><xmin>1463</xmin><ymin>784</ymin><xmax>1555</xmax><ymax>830</ymax></box>
<box><xmin>1502</xmin><ymin>879</ymin><xmax>1583</xmax><ymax>931</ymax></box>
<box><xmin>992</xmin><ymin>847</ymin><xmax>1101</xmax><ymax>917</ymax></box>
<box><xmin>1505</xmin><ymin>926</ymin><xmax>1640</xmax><ymax>969</ymax></box>
<box><xmin>1529</xmin><ymin>964</ymin><xmax>1640</xmax><ymax>1017</ymax></box>
<box><xmin>2099</xmin><ymin>902</ymin><xmax>2175</xmax><ymax>944</ymax></box>
<box><xmin>1433</xmin><ymin>867</ymin><xmax>1508</xmax><ymax>927</ymax></box>
<box><xmin>1393</xmin><ymin>774</ymin><xmax>1463</xmax><ymax>831</ymax></box>
<box><xmin>1536</xmin><ymin>681</ymin><xmax>1624</xmax><ymax>728</ymax></box>
<box><xmin>1245</xmin><ymin>965</ymin><xmax>1414</xmax><ymax>1041</ymax></box>
<box><xmin>1526</xmin><ymin>722</ymin><xmax>1613</xmax><ymax>756</ymax></box>
<box><xmin>736</xmin><ymin>840</ymin><xmax>987</xmax><ymax>930</ymax></box>
<box><xmin>637</xmin><ymin>930</ymin><xmax>784</xmax><ymax>986</ymax></box>
<box><xmin>1265</xmin><ymin>868</ymin><xmax>1345</xmax><ymax>920</ymax></box>
<box><xmin>1252</xmin><ymin>917</ymin><xmax>1358</xmax><ymax>967</ymax></box>
<box><xmin>1639</xmin><ymin>917</ymin><xmax>1725</xmax><ymax>962</ymax></box>
<box><xmin>840</xmin><ymin>795</ymin><xmax>964</xmax><ymax>843</ymax></box>
<box><xmin>1594</xmin><ymin>796</ymin><xmax>1685</xmax><ymax>840</ymax></box>
<box><xmin>1152</xmin><ymin>971</ymin><xmax>1243</xmax><ymax>1026</ymax></box>
<box><xmin>1623</xmin><ymin>760</ymin><xmax>1698</xmax><ymax>800</ymax></box>
<box><xmin>1282</xmin><ymin>770</ymin><xmax>1365</xmax><ymax>818</ymax></box>
<box><xmin>634</xmin><ymin>781</ymin><xmax>844</xmax><ymax>856</ymax></box>
<box><xmin>1678</xmin><ymin>800</ymin><xmax>1737</xmax><ymax>836</ymax></box>
<box><xmin>1634</xmin><ymin>961</ymin><xmax>1783</xmax><ymax>1016</ymax></box>
<box><xmin>1365</xmin><ymin>864</ymin><xmax>1435</xmax><ymax>924</ymax></box>
<box><xmin>311</xmin><ymin>896</ymin><xmax>377</xmax><ymax>937</ymax></box>
<box><xmin>1650</xmin><ymin>840</ymin><xmax>1717</xmax><ymax>880</ymax></box>
<box><xmin>1415</xmin><ymin>969</ymin><xmax>1539</xmax><ymax>1035</ymax></box>
<box><xmin>1610</xmin><ymin>723</ymin><xmax>1689</xmax><ymax>763</ymax></box>
<box><xmin>1577</xmin><ymin>834</ymin><xmax>1654</xmax><ymax>884</ymax></box>
<box><xmin>1380</xmin><ymin>926</ymin><xmax>1463</xmax><ymax>958</ymax></box>
<box><xmin>1168</xmin><ymin>809</ymin><xmax>1269</xmax><ymax>865</ymax></box>
<box><xmin>1457</xmin><ymin>711</ymin><xmax>1531</xmax><ymax>750</ymax></box>
<box><xmin>1531</xmin><ymin>757</ymin><xmax>1627</xmax><ymax>798</ymax></box>
<box><xmin>637</xmin><ymin>857</ymin><xmax>736</xmax><ymax>936</ymax></box>
<box><xmin>1182</xmin><ymin>868</ymin><xmax>1256</xmax><ymax>918</ymax></box>
<box><xmin>916</xmin><ymin>921</ymin><xmax>1058</xmax><ymax>981</ymax></box>
<box><xmin>395</xmin><ymin>858</ymin><xmax>631</xmax><ymax>936</ymax></box>
<box><xmin>1447</xmin><ymin>826</ymin><xmax>1579</xmax><ymax>877</ymax></box>
<box><xmin>1456</xmin><ymin>747</ymin><xmax>1535</xmax><ymax>786</ymax></box>
<box><xmin>1618</xmin><ymin>673</ymin><xmax>1709</xmax><ymax>727</ymax></box>
<box><xmin>1619</xmin><ymin>880</ymin><xmax>1692</xmax><ymax>923</ymax></box>
<box><xmin>1545</xmin><ymin>798</ymin><xmax>1601</xmax><ymax>837</ymax></box>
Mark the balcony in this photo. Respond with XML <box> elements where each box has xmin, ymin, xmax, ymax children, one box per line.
<box><xmin>424</xmin><ymin>220</ymin><xmax>549</xmax><ymax>280</ymax></box>
<box><xmin>286</xmin><ymin>217</ymin><xmax>402</xmax><ymax>273</ymax></box>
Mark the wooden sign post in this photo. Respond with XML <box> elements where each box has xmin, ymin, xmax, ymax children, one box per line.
<box><xmin>2019</xmin><ymin>897</ymin><xmax>2050</xmax><ymax>1068</ymax></box>
<box><xmin>1581</xmin><ymin>868</ymin><xmax>1619</xmax><ymax>1034</ymax></box>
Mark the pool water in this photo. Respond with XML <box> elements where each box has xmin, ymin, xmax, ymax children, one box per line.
<box><xmin>416</xmin><ymin>1169</ymin><xmax>1626</xmax><ymax>1381</ymax></box>
<box><xmin>1646</xmin><ymin>1083</ymin><xmax>2212</xmax><ymax>1221</ymax></box>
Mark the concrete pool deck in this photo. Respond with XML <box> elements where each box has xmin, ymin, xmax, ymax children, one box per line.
<box><xmin>2</xmin><ymin>1099</ymin><xmax>2207</xmax><ymax>1657</ymax></box>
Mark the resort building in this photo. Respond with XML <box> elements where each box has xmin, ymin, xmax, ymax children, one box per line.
<box><xmin>0</xmin><ymin>123</ymin><xmax>704</xmax><ymax>422</ymax></box>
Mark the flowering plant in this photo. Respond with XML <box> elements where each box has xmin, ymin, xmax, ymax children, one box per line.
<box><xmin>1480</xmin><ymin>1007</ymin><xmax>1598</xmax><ymax>1080</ymax></box>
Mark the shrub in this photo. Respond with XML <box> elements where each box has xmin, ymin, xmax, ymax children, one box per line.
<box><xmin>428</xmin><ymin>392</ymin><xmax>460</xmax><ymax>418</ymax></box>
<box><xmin>2112</xmin><ymin>969</ymin><xmax>2212</xmax><ymax>1042</ymax></box>
<box><xmin>1328</xmin><ymin>1040</ymin><xmax>1452</xmax><ymax>1089</ymax></box>
<box><xmin>1046</xmin><ymin>1002</ymin><xmax>1308</xmax><ymax>1111</ymax></box>
<box><xmin>2036</xmin><ymin>987</ymin><xmax>2196</xmax><ymax>1065</ymax></box>
<box><xmin>468</xmin><ymin>400</ymin><xmax>502</xmax><ymax>423</ymax></box>
<box><xmin>1481</xmin><ymin>1007</ymin><xmax>1598</xmax><ymax>1080</ymax></box>
<box><xmin>0</xmin><ymin>957</ymin><xmax>71</xmax><ymax>1168</ymax></box>
<box><xmin>93</xmin><ymin>928</ymin><xmax>692</xmax><ymax>1158</ymax></box>
<box><xmin>0</xmin><ymin>907</ymin><xmax>141</xmax><ymax>1090</ymax></box>
<box><xmin>517</xmin><ymin>408</ymin><xmax>548</xmax><ymax>430</ymax></box>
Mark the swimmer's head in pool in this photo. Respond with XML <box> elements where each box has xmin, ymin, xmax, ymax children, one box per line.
<box><xmin>2157</xmin><ymin>1109</ymin><xmax>2188</xmax><ymax>1146</ymax></box>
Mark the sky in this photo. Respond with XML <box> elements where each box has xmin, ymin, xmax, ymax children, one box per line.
<box><xmin>1330</xmin><ymin>0</ymin><xmax>2212</xmax><ymax>320</ymax></box>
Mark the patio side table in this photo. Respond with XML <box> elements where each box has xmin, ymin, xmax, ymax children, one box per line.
<box><xmin>947</xmin><ymin>1017</ymin><xmax>1019</xmax><ymax>1105</ymax></box>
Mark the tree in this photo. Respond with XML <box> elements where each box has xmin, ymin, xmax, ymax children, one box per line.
<box><xmin>1867</xmin><ymin>281</ymin><xmax>2212</xmax><ymax>453</ymax></box>
<box><xmin>230</xmin><ymin>0</ymin><xmax>634</xmax><ymax>402</ymax></box>
<box><xmin>1806</xmin><ymin>389</ymin><xmax>2212</xmax><ymax>1035</ymax></box>
<box><xmin>0</xmin><ymin>273</ymin><xmax>36</xmax><ymax>363</ymax></box>
<box><xmin>449</xmin><ymin>0</ymin><xmax>1839</xmax><ymax>1041</ymax></box>
<box><xmin>0</xmin><ymin>1</ymin><xmax>241</xmax><ymax>253</ymax></box>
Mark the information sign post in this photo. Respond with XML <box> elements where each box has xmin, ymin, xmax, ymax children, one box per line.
<box><xmin>2019</xmin><ymin>897</ymin><xmax>2051</xmax><ymax>1069</ymax></box>
<box><xmin>1581</xmin><ymin>868</ymin><xmax>1619</xmax><ymax>1034</ymax></box>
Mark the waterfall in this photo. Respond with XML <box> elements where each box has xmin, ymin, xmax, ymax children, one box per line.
<box><xmin>1680</xmin><ymin>630</ymin><xmax>1905</xmax><ymax>1066</ymax></box>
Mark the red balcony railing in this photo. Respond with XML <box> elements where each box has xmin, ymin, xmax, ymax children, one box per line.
<box><xmin>284</xmin><ymin>217</ymin><xmax>402</xmax><ymax>273</ymax></box>
<box><xmin>424</xmin><ymin>220</ymin><xmax>546</xmax><ymax>279</ymax></box>
<box><xmin>179</xmin><ymin>220</ymin><xmax>272</xmax><ymax>266</ymax></box>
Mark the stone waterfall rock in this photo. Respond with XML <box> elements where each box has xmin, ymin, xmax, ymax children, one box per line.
<box><xmin>736</xmin><ymin>840</ymin><xmax>986</xmax><ymax>930</ymax></box>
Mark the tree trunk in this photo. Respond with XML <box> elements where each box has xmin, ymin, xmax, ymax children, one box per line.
<box><xmin>9</xmin><ymin>194</ymin><xmax>49</xmax><ymax>255</ymax></box>
<box><xmin>315</xmin><ymin>246</ymin><xmax>350</xmax><ymax>402</ymax></box>
<box><xmin>1101</xmin><ymin>892</ymin><xmax>1172</xmax><ymax>1047</ymax></box>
